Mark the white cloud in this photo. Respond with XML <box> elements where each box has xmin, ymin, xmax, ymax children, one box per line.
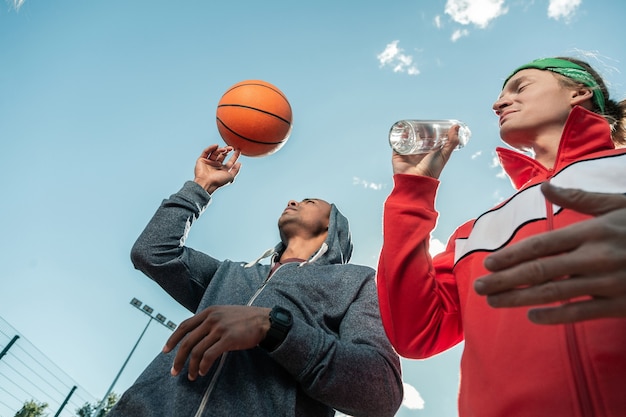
<box><xmin>451</xmin><ymin>28</ymin><xmax>470</xmax><ymax>42</ymax></box>
<box><xmin>445</xmin><ymin>0</ymin><xmax>509</xmax><ymax>28</ymax></box>
<box><xmin>471</xmin><ymin>150</ymin><xmax>483</xmax><ymax>159</ymax></box>
<box><xmin>547</xmin><ymin>0</ymin><xmax>581</xmax><ymax>21</ymax></box>
<box><xmin>402</xmin><ymin>382</ymin><xmax>426</xmax><ymax>410</ymax></box>
<box><xmin>490</xmin><ymin>154</ymin><xmax>507</xmax><ymax>179</ymax></box>
<box><xmin>7</xmin><ymin>0</ymin><xmax>25</xmax><ymax>10</ymax></box>
<box><xmin>406</xmin><ymin>66</ymin><xmax>420</xmax><ymax>76</ymax></box>
<box><xmin>492</xmin><ymin>189</ymin><xmax>506</xmax><ymax>203</ymax></box>
<box><xmin>489</xmin><ymin>154</ymin><xmax>500</xmax><ymax>168</ymax></box>
<box><xmin>377</xmin><ymin>41</ymin><xmax>420</xmax><ymax>76</ymax></box>
<box><xmin>377</xmin><ymin>40</ymin><xmax>401</xmax><ymax>66</ymax></box>
<box><xmin>429</xmin><ymin>238</ymin><xmax>446</xmax><ymax>257</ymax></box>
<box><xmin>352</xmin><ymin>176</ymin><xmax>384</xmax><ymax>191</ymax></box>
<box><xmin>434</xmin><ymin>15</ymin><xmax>443</xmax><ymax>29</ymax></box>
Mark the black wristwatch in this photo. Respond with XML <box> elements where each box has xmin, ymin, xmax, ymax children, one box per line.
<box><xmin>259</xmin><ymin>306</ymin><xmax>293</xmax><ymax>352</ymax></box>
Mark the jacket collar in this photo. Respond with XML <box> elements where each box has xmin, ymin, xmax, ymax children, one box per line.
<box><xmin>496</xmin><ymin>106</ymin><xmax>615</xmax><ymax>190</ymax></box>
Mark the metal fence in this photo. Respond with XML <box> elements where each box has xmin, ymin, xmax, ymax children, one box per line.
<box><xmin>0</xmin><ymin>316</ymin><xmax>98</xmax><ymax>417</ymax></box>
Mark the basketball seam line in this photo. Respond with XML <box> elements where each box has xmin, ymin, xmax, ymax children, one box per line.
<box><xmin>217</xmin><ymin>104</ymin><xmax>291</xmax><ymax>124</ymax></box>
<box><xmin>216</xmin><ymin>118</ymin><xmax>287</xmax><ymax>145</ymax></box>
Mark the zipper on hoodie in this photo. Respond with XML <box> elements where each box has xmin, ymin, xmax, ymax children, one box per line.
<box><xmin>192</xmin><ymin>262</ymin><xmax>286</xmax><ymax>417</ymax></box>
<box><xmin>544</xmin><ymin>172</ymin><xmax>594</xmax><ymax>417</ymax></box>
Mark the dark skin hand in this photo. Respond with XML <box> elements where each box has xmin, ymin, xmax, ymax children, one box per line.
<box><xmin>193</xmin><ymin>144</ymin><xmax>241</xmax><ymax>194</ymax></box>
<box><xmin>474</xmin><ymin>182</ymin><xmax>626</xmax><ymax>325</ymax></box>
<box><xmin>163</xmin><ymin>305</ymin><xmax>272</xmax><ymax>381</ymax></box>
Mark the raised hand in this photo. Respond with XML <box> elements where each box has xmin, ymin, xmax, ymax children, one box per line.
<box><xmin>193</xmin><ymin>144</ymin><xmax>242</xmax><ymax>194</ymax></box>
<box><xmin>391</xmin><ymin>124</ymin><xmax>461</xmax><ymax>179</ymax></box>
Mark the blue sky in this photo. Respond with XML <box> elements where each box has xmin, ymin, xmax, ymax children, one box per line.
<box><xmin>1</xmin><ymin>1</ymin><xmax>625</xmax><ymax>416</ymax></box>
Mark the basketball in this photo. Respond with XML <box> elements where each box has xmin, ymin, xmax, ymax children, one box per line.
<box><xmin>216</xmin><ymin>80</ymin><xmax>293</xmax><ymax>157</ymax></box>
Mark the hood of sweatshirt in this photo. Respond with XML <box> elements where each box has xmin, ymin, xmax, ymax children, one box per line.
<box><xmin>246</xmin><ymin>203</ymin><xmax>353</xmax><ymax>267</ymax></box>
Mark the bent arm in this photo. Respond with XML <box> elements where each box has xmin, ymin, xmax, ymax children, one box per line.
<box><xmin>272</xmin><ymin>273</ymin><xmax>404</xmax><ymax>417</ymax></box>
<box><xmin>377</xmin><ymin>174</ymin><xmax>463</xmax><ymax>358</ymax></box>
<box><xmin>130</xmin><ymin>181</ymin><xmax>222</xmax><ymax>312</ymax></box>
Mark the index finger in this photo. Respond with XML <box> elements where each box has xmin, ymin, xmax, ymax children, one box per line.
<box><xmin>200</xmin><ymin>144</ymin><xmax>220</xmax><ymax>159</ymax></box>
<box><xmin>483</xmin><ymin>224</ymin><xmax>586</xmax><ymax>272</ymax></box>
<box><xmin>225</xmin><ymin>148</ymin><xmax>241</xmax><ymax>167</ymax></box>
<box><xmin>541</xmin><ymin>182</ymin><xmax>626</xmax><ymax>216</ymax></box>
<box><xmin>163</xmin><ymin>315</ymin><xmax>201</xmax><ymax>353</ymax></box>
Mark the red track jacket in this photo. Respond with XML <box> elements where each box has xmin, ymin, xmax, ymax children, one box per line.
<box><xmin>377</xmin><ymin>106</ymin><xmax>626</xmax><ymax>417</ymax></box>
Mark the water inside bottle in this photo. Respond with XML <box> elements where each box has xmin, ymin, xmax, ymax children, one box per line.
<box><xmin>389</xmin><ymin>120</ymin><xmax>471</xmax><ymax>155</ymax></box>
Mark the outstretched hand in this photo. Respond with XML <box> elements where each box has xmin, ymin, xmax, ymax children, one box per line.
<box><xmin>194</xmin><ymin>144</ymin><xmax>242</xmax><ymax>194</ymax></box>
<box><xmin>391</xmin><ymin>124</ymin><xmax>461</xmax><ymax>179</ymax></box>
<box><xmin>474</xmin><ymin>182</ymin><xmax>626</xmax><ymax>324</ymax></box>
<box><xmin>163</xmin><ymin>305</ymin><xmax>272</xmax><ymax>381</ymax></box>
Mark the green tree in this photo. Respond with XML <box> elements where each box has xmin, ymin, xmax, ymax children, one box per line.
<box><xmin>14</xmin><ymin>400</ymin><xmax>48</xmax><ymax>417</ymax></box>
<box><xmin>75</xmin><ymin>392</ymin><xmax>119</xmax><ymax>417</ymax></box>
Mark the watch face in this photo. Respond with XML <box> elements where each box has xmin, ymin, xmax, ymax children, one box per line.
<box><xmin>276</xmin><ymin>311</ymin><xmax>290</xmax><ymax>322</ymax></box>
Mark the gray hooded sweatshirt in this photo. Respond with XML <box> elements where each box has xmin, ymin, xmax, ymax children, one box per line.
<box><xmin>108</xmin><ymin>181</ymin><xmax>403</xmax><ymax>417</ymax></box>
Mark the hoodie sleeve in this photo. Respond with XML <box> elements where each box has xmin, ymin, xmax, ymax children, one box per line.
<box><xmin>269</xmin><ymin>268</ymin><xmax>404</xmax><ymax>417</ymax></box>
<box><xmin>130</xmin><ymin>181</ymin><xmax>222</xmax><ymax>312</ymax></box>
<box><xmin>376</xmin><ymin>174</ymin><xmax>463</xmax><ymax>359</ymax></box>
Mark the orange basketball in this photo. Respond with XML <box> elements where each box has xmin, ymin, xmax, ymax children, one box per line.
<box><xmin>216</xmin><ymin>80</ymin><xmax>293</xmax><ymax>157</ymax></box>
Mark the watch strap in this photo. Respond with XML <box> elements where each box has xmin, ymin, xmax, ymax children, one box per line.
<box><xmin>259</xmin><ymin>306</ymin><xmax>292</xmax><ymax>352</ymax></box>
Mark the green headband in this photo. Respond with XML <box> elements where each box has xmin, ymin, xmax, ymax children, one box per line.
<box><xmin>503</xmin><ymin>58</ymin><xmax>606</xmax><ymax>113</ymax></box>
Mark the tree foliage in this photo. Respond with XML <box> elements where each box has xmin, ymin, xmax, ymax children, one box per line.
<box><xmin>14</xmin><ymin>400</ymin><xmax>48</xmax><ymax>417</ymax></box>
<box><xmin>75</xmin><ymin>392</ymin><xmax>119</xmax><ymax>417</ymax></box>
<box><xmin>14</xmin><ymin>391</ymin><xmax>119</xmax><ymax>417</ymax></box>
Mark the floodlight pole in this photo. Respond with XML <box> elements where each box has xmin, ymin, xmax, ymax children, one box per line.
<box><xmin>0</xmin><ymin>335</ymin><xmax>20</xmax><ymax>361</ymax></box>
<box><xmin>93</xmin><ymin>298</ymin><xmax>177</xmax><ymax>416</ymax></box>
<box><xmin>53</xmin><ymin>385</ymin><xmax>77</xmax><ymax>417</ymax></box>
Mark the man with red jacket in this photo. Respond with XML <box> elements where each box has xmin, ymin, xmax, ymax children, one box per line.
<box><xmin>377</xmin><ymin>57</ymin><xmax>626</xmax><ymax>416</ymax></box>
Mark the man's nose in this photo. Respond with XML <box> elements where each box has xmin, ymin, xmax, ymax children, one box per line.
<box><xmin>492</xmin><ymin>96</ymin><xmax>510</xmax><ymax>115</ymax></box>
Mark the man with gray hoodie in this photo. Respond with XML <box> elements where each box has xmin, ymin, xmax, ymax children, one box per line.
<box><xmin>107</xmin><ymin>144</ymin><xmax>403</xmax><ymax>417</ymax></box>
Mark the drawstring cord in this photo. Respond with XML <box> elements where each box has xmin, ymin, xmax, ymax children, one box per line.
<box><xmin>244</xmin><ymin>242</ymin><xmax>329</xmax><ymax>268</ymax></box>
<box><xmin>244</xmin><ymin>247</ymin><xmax>276</xmax><ymax>268</ymax></box>
<box><xmin>300</xmin><ymin>243</ymin><xmax>328</xmax><ymax>266</ymax></box>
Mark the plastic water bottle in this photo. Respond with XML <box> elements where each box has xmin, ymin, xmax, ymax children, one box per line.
<box><xmin>388</xmin><ymin>119</ymin><xmax>471</xmax><ymax>155</ymax></box>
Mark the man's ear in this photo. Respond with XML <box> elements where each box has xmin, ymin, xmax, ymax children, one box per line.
<box><xmin>571</xmin><ymin>86</ymin><xmax>594</xmax><ymax>108</ymax></box>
